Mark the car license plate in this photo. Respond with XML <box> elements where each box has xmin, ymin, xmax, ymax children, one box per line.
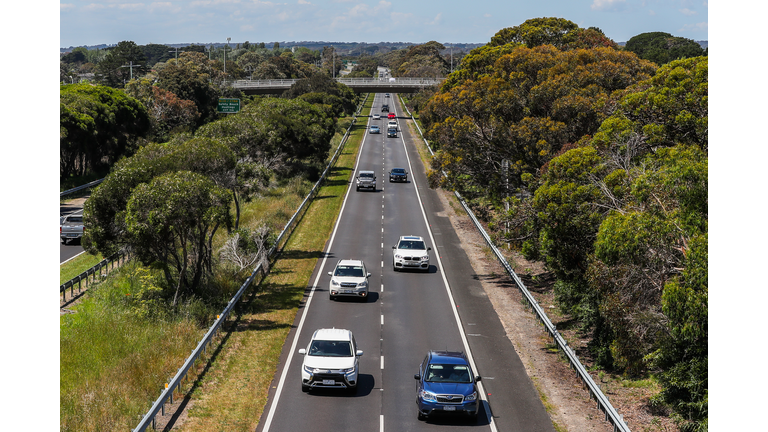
<box><xmin>342</xmin><ymin>289</ymin><xmax>352</xmax><ymax>293</ymax></box>
<box><xmin>322</xmin><ymin>379</ymin><xmax>335</xmax><ymax>385</ymax></box>
<box><xmin>443</xmin><ymin>406</ymin><xmax>456</xmax><ymax>411</ymax></box>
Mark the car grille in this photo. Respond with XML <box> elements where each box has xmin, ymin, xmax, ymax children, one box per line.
<box><xmin>402</xmin><ymin>256</ymin><xmax>420</xmax><ymax>261</ymax></box>
<box><xmin>340</xmin><ymin>282</ymin><xmax>357</xmax><ymax>288</ymax></box>
<box><xmin>436</xmin><ymin>394</ymin><xmax>464</xmax><ymax>403</ymax></box>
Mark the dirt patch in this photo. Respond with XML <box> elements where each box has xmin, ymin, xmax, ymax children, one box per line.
<box><xmin>432</xmin><ymin>189</ymin><xmax>678</xmax><ymax>432</ymax></box>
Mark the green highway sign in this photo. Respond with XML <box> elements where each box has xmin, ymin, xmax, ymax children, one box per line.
<box><xmin>217</xmin><ymin>98</ymin><xmax>241</xmax><ymax>113</ymax></box>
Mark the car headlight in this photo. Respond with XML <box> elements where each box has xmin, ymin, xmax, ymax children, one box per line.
<box><xmin>421</xmin><ymin>255</ymin><xmax>429</xmax><ymax>261</ymax></box>
<box><xmin>304</xmin><ymin>365</ymin><xmax>320</xmax><ymax>374</ymax></box>
<box><xmin>420</xmin><ymin>390</ymin><xmax>437</xmax><ymax>402</ymax></box>
<box><xmin>465</xmin><ymin>391</ymin><xmax>478</xmax><ymax>402</ymax></box>
<box><xmin>358</xmin><ymin>280</ymin><xmax>368</xmax><ymax>288</ymax></box>
<box><xmin>341</xmin><ymin>367</ymin><xmax>355</xmax><ymax>375</ymax></box>
<box><xmin>394</xmin><ymin>253</ymin><xmax>402</xmax><ymax>259</ymax></box>
<box><xmin>330</xmin><ymin>279</ymin><xmax>340</xmax><ymax>286</ymax></box>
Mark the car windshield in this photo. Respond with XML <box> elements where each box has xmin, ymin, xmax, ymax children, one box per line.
<box><xmin>392</xmin><ymin>169</ymin><xmax>405</xmax><ymax>174</ymax></box>
<box><xmin>426</xmin><ymin>364</ymin><xmax>471</xmax><ymax>383</ymax></box>
<box><xmin>334</xmin><ymin>265</ymin><xmax>365</xmax><ymax>277</ymax></box>
<box><xmin>308</xmin><ymin>340</ymin><xmax>353</xmax><ymax>357</ymax></box>
<box><xmin>360</xmin><ymin>173</ymin><xmax>374</xmax><ymax>178</ymax></box>
<box><xmin>67</xmin><ymin>216</ymin><xmax>83</xmax><ymax>223</ymax></box>
<box><xmin>398</xmin><ymin>240</ymin><xmax>426</xmax><ymax>250</ymax></box>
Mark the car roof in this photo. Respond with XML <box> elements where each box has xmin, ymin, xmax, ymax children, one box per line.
<box><xmin>428</xmin><ymin>350</ymin><xmax>469</xmax><ymax>364</ymax></box>
<box><xmin>337</xmin><ymin>259</ymin><xmax>364</xmax><ymax>267</ymax></box>
<box><xmin>312</xmin><ymin>328</ymin><xmax>353</xmax><ymax>341</ymax></box>
<box><xmin>359</xmin><ymin>170</ymin><xmax>374</xmax><ymax>174</ymax></box>
<box><xmin>399</xmin><ymin>235</ymin><xmax>424</xmax><ymax>241</ymax></box>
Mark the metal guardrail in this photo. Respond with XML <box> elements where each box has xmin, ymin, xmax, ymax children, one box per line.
<box><xmin>399</xmin><ymin>96</ymin><xmax>631</xmax><ymax>432</ymax></box>
<box><xmin>60</xmin><ymin>178</ymin><xmax>104</xmax><ymax>198</ymax></box>
<box><xmin>60</xmin><ymin>251</ymin><xmax>127</xmax><ymax>302</ymax></box>
<box><xmin>132</xmin><ymin>93</ymin><xmax>369</xmax><ymax>432</ymax></box>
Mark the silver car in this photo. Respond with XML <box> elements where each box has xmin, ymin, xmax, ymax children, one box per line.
<box><xmin>328</xmin><ymin>259</ymin><xmax>371</xmax><ymax>300</ymax></box>
<box><xmin>356</xmin><ymin>170</ymin><xmax>376</xmax><ymax>191</ymax></box>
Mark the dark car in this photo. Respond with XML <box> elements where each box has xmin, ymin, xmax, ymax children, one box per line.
<box><xmin>389</xmin><ymin>168</ymin><xmax>408</xmax><ymax>182</ymax></box>
<box><xmin>415</xmin><ymin>351</ymin><xmax>481</xmax><ymax>421</ymax></box>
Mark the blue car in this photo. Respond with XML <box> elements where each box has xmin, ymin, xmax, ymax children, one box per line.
<box><xmin>414</xmin><ymin>351</ymin><xmax>481</xmax><ymax>421</ymax></box>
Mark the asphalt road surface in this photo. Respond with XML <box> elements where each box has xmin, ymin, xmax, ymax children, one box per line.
<box><xmin>60</xmin><ymin>200</ymin><xmax>85</xmax><ymax>264</ymax></box>
<box><xmin>256</xmin><ymin>94</ymin><xmax>556</xmax><ymax>432</ymax></box>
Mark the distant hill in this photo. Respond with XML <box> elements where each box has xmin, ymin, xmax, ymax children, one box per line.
<box><xmin>618</xmin><ymin>40</ymin><xmax>707</xmax><ymax>49</ymax></box>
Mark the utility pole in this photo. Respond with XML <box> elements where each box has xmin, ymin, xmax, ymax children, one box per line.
<box><xmin>224</xmin><ymin>37</ymin><xmax>231</xmax><ymax>75</ymax></box>
<box><xmin>169</xmin><ymin>47</ymin><xmax>184</xmax><ymax>61</ymax></box>
<box><xmin>121</xmin><ymin>61</ymin><xmax>142</xmax><ymax>81</ymax></box>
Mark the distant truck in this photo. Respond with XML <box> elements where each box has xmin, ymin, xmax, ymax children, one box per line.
<box><xmin>60</xmin><ymin>213</ymin><xmax>84</xmax><ymax>244</ymax></box>
<box><xmin>387</xmin><ymin>127</ymin><xmax>398</xmax><ymax>138</ymax></box>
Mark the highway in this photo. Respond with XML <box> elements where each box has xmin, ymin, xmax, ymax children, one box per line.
<box><xmin>60</xmin><ymin>201</ymin><xmax>85</xmax><ymax>264</ymax></box>
<box><xmin>256</xmin><ymin>93</ymin><xmax>556</xmax><ymax>432</ymax></box>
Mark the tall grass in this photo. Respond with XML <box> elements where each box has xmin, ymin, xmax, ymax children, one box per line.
<box><xmin>60</xmin><ymin>99</ymin><xmax>371</xmax><ymax>431</ymax></box>
<box><xmin>60</xmin><ymin>262</ymin><xmax>203</xmax><ymax>432</ymax></box>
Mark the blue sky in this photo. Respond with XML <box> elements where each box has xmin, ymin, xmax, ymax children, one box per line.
<box><xmin>59</xmin><ymin>0</ymin><xmax>709</xmax><ymax>48</ymax></box>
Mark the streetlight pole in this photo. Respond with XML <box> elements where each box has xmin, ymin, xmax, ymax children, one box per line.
<box><xmin>224</xmin><ymin>37</ymin><xmax>231</xmax><ymax>75</ymax></box>
<box><xmin>169</xmin><ymin>47</ymin><xmax>184</xmax><ymax>61</ymax></box>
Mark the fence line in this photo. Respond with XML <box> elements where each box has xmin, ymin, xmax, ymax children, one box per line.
<box><xmin>60</xmin><ymin>251</ymin><xmax>127</xmax><ymax>302</ymax></box>
<box><xmin>60</xmin><ymin>178</ymin><xmax>104</xmax><ymax>198</ymax></box>
<box><xmin>399</xmin><ymin>95</ymin><xmax>630</xmax><ymax>432</ymax></box>
<box><xmin>132</xmin><ymin>93</ymin><xmax>369</xmax><ymax>432</ymax></box>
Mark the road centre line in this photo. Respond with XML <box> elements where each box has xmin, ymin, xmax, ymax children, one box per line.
<box><xmin>398</xmin><ymin>113</ymin><xmax>498</xmax><ymax>432</ymax></box>
<box><xmin>260</xmin><ymin>102</ymin><xmax>373</xmax><ymax>432</ymax></box>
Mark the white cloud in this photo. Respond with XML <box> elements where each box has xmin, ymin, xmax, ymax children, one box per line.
<box><xmin>484</xmin><ymin>13</ymin><xmax>491</xmax><ymax>18</ymax></box>
<box><xmin>60</xmin><ymin>3</ymin><xmax>75</xmax><ymax>11</ymax></box>
<box><xmin>648</xmin><ymin>9</ymin><xmax>656</xmax><ymax>16</ymax></box>
<box><xmin>116</xmin><ymin>3</ymin><xmax>145</xmax><ymax>11</ymax></box>
<box><xmin>679</xmin><ymin>21</ymin><xmax>708</xmax><ymax>33</ymax></box>
<box><xmin>680</xmin><ymin>8</ymin><xmax>697</xmax><ymax>16</ymax></box>
<box><xmin>83</xmin><ymin>3</ymin><xmax>106</xmax><ymax>10</ymax></box>
<box><xmin>591</xmin><ymin>0</ymin><xmax>627</xmax><ymax>11</ymax></box>
<box><xmin>428</xmin><ymin>12</ymin><xmax>442</xmax><ymax>26</ymax></box>
<box><xmin>298</xmin><ymin>0</ymin><xmax>311</xmax><ymax>4</ymax></box>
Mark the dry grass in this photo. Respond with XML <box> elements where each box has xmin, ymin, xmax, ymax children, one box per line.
<box><xmin>176</xmin><ymin>98</ymin><xmax>372</xmax><ymax>431</ymax></box>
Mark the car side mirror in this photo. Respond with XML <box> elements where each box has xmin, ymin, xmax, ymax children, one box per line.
<box><xmin>392</xmin><ymin>246</ymin><xmax>396</xmax><ymax>249</ymax></box>
<box><xmin>366</xmin><ymin>273</ymin><xmax>371</xmax><ymax>278</ymax></box>
<box><xmin>298</xmin><ymin>349</ymin><xmax>306</xmax><ymax>355</ymax></box>
<box><xmin>475</xmin><ymin>376</ymin><xmax>482</xmax><ymax>382</ymax></box>
<box><xmin>414</xmin><ymin>374</ymin><xmax>421</xmax><ymax>380</ymax></box>
<box><xmin>428</xmin><ymin>247</ymin><xmax>432</xmax><ymax>251</ymax></box>
<box><xmin>328</xmin><ymin>271</ymin><xmax>332</xmax><ymax>276</ymax></box>
<box><xmin>356</xmin><ymin>350</ymin><xmax>364</xmax><ymax>356</ymax></box>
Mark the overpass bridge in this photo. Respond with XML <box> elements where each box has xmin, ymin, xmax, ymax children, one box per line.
<box><xmin>230</xmin><ymin>77</ymin><xmax>445</xmax><ymax>95</ymax></box>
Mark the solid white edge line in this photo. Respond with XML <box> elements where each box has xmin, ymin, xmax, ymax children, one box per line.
<box><xmin>380</xmin><ymin>414</ymin><xmax>384</xmax><ymax>432</ymax></box>
<box><xmin>261</xmin><ymin>99</ymin><xmax>373</xmax><ymax>432</ymax></box>
<box><xmin>60</xmin><ymin>250</ymin><xmax>86</xmax><ymax>265</ymax></box>
<box><xmin>398</xmin><ymin>105</ymin><xmax>498</xmax><ymax>432</ymax></box>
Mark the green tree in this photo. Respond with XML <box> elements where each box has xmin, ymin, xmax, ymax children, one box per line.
<box><xmin>94</xmin><ymin>41</ymin><xmax>149</xmax><ymax>87</ymax></box>
<box><xmin>125</xmin><ymin>78</ymin><xmax>200</xmax><ymax>141</ymax></box>
<box><xmin>624</xmin><ymin>32</ymin><xmax>706</xmax><ymax>66</ymax></box>
<box><xmin>283</xmin><ymin>72</ymin><xmax>356</xmax><ymax>115</ymax></box>
<box><xmin>156</xmin><ymin>51</ymin><xmax>229</xmax><ymax>124</ymax></box>
<box><xmin>84</xmin><ymin>139</ymin><xmax>236</xmax><ymax>257</ymax></box>
<box><xmin>424</xmin><ymin>44</ymin><xmax>655</xmax><ymax>202</ymax></box>
<box><xmin>125</xmin><ymin>171</ymin><xmax>231</xmax><ymax>305</ymax></box>
<box><xmin>60</xmin><ymin>83</ymin><xmax>150</xmax><ymax>180</ymax></box>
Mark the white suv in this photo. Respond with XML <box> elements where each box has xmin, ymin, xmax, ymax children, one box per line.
<box><xmin>298</xmin><ymin>328</ymin><xmax>363</xmax><ymax>393</ymax></box>
<box><xmin>392</xmin><ymin>235</ymin><xmax>431</xmax><ymax>272</ymax></box>
<box><xmin>328</xmin><ymin>259</ymin><xmax>371</xmax><ymax>300</ymax></box>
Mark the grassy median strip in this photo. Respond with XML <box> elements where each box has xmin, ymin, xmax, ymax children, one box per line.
<box><xmin>60</xmin><ymin>96</ymin><xmax>372</xmax><ymax>432</ymax></box>
<box><xmin>174</xmin><ymin>98</ymin><xmax>371</xmax><ymax>431</ymax></box>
